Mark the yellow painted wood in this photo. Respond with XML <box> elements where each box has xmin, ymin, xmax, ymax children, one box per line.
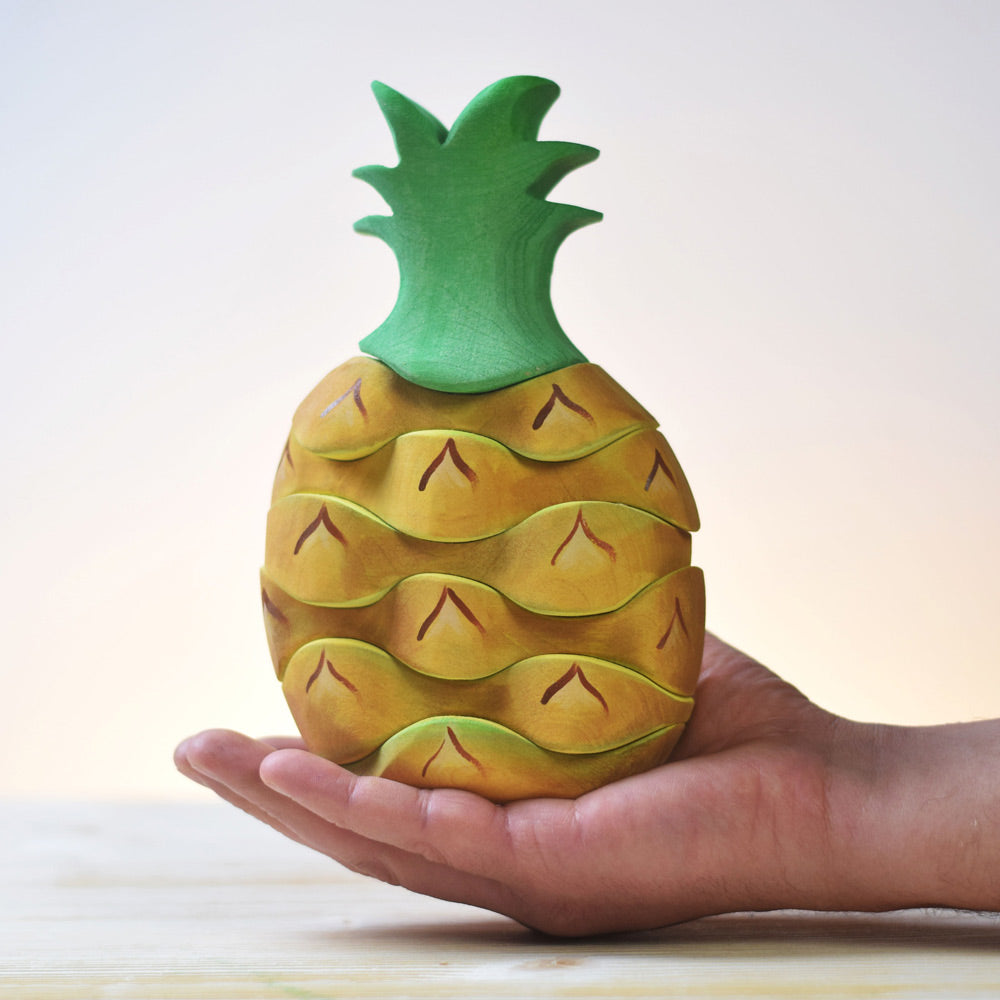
<box><xmin>282</xmin><ymin>639</ymin><xmax>693</xmax><ymax>761</ymax></box>
<box><xmin>265</xmin><ymin>496</ymin><xmax>691</xmax><ymax>614</ymax></box>
<box><xmin>273</xmin><ymin>426</ymin><xmax>699</xmax><ymax>539</ymax></box>
<box><xmin>267</xmin><ymin>355</ymin><xmax>701</xmax><ymax>799</ymax></box>
<box><xmin>262</xmin><ymin>566</ymin><xmax>705</xmax><ymax>694</ymax></box>
<box><xmin>8</xmin><ymin>802</ymin><xmax>999</xmax><ymax>999</ymax></box>
<box><xmin>345</xmin><ymin>716</ymin><xmax>683</xmax><ymax>800</ymax></box>
<box><xmin>291</xmin><ymin>357</ymin><xmax>656</xmax><ymax>461</ymax></box>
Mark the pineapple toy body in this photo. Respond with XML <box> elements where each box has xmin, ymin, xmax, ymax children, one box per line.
<box><xmin>262</xmin><ymin>77</ymin><xmax>704</xmax><ymax>802</ymax></box>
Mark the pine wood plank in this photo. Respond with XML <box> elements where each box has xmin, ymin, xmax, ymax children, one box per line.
<box><xmin>3</xmin><ymin>801</ymin><xmax>1000</xmax><ymax>999</ymax></box>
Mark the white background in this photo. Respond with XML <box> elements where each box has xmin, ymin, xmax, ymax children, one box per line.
<box><xmin>2</xmin><ymin>0</ymin><xmax>998</xmax><ymax>798</ymax></box>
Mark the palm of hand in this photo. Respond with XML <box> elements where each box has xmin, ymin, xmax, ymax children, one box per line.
<box><xmin>176</xmin><ymin>634</ymin><xmax>849</xmax><ymax>935</ymax></box>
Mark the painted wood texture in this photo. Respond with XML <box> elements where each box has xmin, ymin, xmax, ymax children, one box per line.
<box><xmin>290</xmin><ymin>359</ymin><xmax>657</xmax><ymax>462</ymax></box>
<box><xmin>284</xmin><ymin>641</ymin><xmax>692</xmax><ymax>758</ymax></box>
<box><xmin>274</xmin><ymin>425</ymin><xmax>699</xmax><ymax>539</ymax></box>
<box><xmin>4</xmin><ymin>801</ymin><xmax>1000</xmax><ymax>999</ymax></box>
<box><xmin>351</xmin><ymin>77</ymin><xmax>599</xmax><ymax>394</ymax></box>
<box><xmin>262</xmin><ymin>566</ymin><xmax>705</xmax><ymax>690</ymax></box>
<box><xmin>266</xmin><ymin>350</ymin><xmax>703</xmax><ymax>801</ymax></box>
<box><xmin>266</xmin><ymin>496</ymin><xmax>691</xmax><ymax>613</ymax></box>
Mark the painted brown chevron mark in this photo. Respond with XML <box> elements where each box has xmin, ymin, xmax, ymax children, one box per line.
<box><xmin>421</xmin><ymin>737</ymin><xmax>445</xmax><ymax>777</ymax></box>
<box><xmin>418</xmin><ymin>437</ymin><xmax>479</xmax><ymax>492</ymax></box>
<box><xmin>550</xmin><ymin>508</ymin><xmax>617</xmax><ymax>566</ymax></box>
<box><xmin>277</xmin><ymin>437</ymin><xmax>295</xmax><ymax>475</ymax></box>
<box><xmin>656</xmin><ymin>598</ymin><xmax>689</xmax><ymax>649</ymax></box>
<box><xmin>421</xmin><ymin>726</ymin><xmax>483</xmax><ymax>777</ymax></box>
<box><xmin>416</xmin><ymin>586</ymin><xmax>486</xmax><ymax>641</ymax></box>
<box><xmin>531</xmin><ymin>383</ymin><xmax>595</xmax><ymax>430</ymax></box>
<box><xmin>320</xmin><ymin>377</ymin><xmax>368</xmax><ymax>419</ymax></box>
<box><xmin>540</xmin><ymin>663</ymin><xmax>609</xmax><ymax>713</ymax></box>
<box><xmin>260</xmin><ymin>588</ymin><xmax>289</xmax><ymax>625</ymax></box>
<box><xmin>305</xmin><ymin>648</ymin><xmax>359</xmax><ymax>695</ymax></box>
<box><xmin>293</xmin><ymin>504</ymin><xmax>348</xmax><ymax>555</ymax></box>
<box><xmin>644</xmin><ymin>448</ymin><xmax>676</xmax><ymax>491</ymax></box>
<box><xmin>446</xmin><ymin>726</ymin><xmax>482</xmax><ymax>769</ymax></box>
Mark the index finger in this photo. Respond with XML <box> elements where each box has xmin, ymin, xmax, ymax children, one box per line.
<box><xmin>258</xmin><ymin>748</ymin><xmax>556</xmax><ymax>876</ymax></box>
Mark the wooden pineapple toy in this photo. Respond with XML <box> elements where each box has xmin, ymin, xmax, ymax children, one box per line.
<box><xmin>261</xmin><ymin>76</ymin><xmax>704</xmax><ymax>802</ymax></box>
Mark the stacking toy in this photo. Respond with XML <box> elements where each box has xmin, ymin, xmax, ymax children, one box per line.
<box><xmin>262</xmin><ymin>77</ymin><xmax>704</xmax><ymax>801</ymax></box>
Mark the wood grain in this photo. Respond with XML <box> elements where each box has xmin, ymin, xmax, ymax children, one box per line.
<box><xmin>290</xmin><ymin>358</ymin><xmax>656</xmax><ymax>461</ymax></box>
<box><xmin>265</xmin><ymin>497</ymin><xmax>691</xmax><ymax>614</ymax></box>
<box><xmin>3</xmin><ymin>801</ymin><xmax>1000</xmax><ymax>999</ymax></box>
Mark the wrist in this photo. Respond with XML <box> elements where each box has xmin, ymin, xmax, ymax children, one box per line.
<box><xmin>831</xmin><ymin>718</ymin><xmax>1000</xmax><ymax>912</ymax></box>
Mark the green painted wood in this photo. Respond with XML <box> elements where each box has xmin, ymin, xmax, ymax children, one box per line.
<box><xmin>354</xmin><ymin>76</ymin><xmax>600</xmax><ymax>393</ymax></box>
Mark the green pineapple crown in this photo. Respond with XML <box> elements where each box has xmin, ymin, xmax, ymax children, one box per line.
<box><xmin>354</xmin><ymin>75</ymin><xmax>602</xmax><ymax>393</ymax></box>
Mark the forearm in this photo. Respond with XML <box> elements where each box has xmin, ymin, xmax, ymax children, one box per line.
<box><xmin>831</xmin><ymin>717</ymin><xmax>1000</xmax><ymax>913</ymax></box>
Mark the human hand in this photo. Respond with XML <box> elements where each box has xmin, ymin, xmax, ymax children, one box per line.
<box><xmin>175</xmin><ymin>633</ymin><xmax>999</xmax><ymax>935</ymax></box>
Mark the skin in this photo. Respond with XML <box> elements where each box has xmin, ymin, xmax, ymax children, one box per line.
<box><xmin>175</xmin><ymin>633</ymin><xmax>1000</xmax><ymax>937</ymax></box>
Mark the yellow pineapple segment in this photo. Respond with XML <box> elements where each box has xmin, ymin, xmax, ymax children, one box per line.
<box><xmin>348</xmin><ymin>718</ymin><xmax>684</xmax><ymax>802</ymax></box>
<box><xmin>274</xmin><ymin>425</ymin><xmax>697</xmax><ymax>540</ymax></box>
<box><xmin>288</xmin><ymin>358</ymin><xmax>657</xmax><ymax>462</ymax></box>
<box><xmin>262</xmin><ymin>564</ymin><xmax>704</xmax><ymax>691</ymax></box>
<box><xmin>283</xmin><ymin>639</ymin><xmax>692</xmax><ymax>760</ymax></box>
<box><xmin>266</xmin><ymin>495</ymin><xmax>691</xmax><ymax>613</ymax></box>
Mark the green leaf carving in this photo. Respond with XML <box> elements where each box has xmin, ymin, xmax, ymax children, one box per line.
<box><xmin>353</xmin><ymin>76</ymin><xmax>601</xmax><ymax>393</ymax></box>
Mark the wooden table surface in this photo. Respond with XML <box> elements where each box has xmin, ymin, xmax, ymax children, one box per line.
<box><xmin>3</xmin><ymin>800</ymin><xmax>999</xmax><ymax>999</ymax></box>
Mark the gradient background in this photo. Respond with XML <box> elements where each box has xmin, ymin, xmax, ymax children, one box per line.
<box><xmin>2</xmin><ymin>1</ymin><xmax>998</xmax><ymax>800</ymax></box>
